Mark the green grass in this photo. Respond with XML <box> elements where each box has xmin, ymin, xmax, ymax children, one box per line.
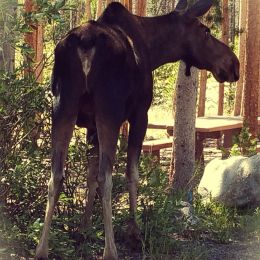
<box><xmin>1</xmin><ymin>154</ymin><xmax>260</xmax><ymax>259</ymax></box>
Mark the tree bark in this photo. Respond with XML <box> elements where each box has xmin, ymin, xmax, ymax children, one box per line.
<box><xmin>234</xmin><ymin>0</ymin><xmax>247</xmax><ymax>116</ymax></box>
<box><xmin>198</xmin><ymin>71</ymin><xmax>207</xmax><ymax>117</ymax></box>
<box><xmin>169</xmin><ymin>62</ymin><xmax>198</xmax><ymax>192</ymax></box>
<box><xmin>243</xmin><ymin>0</ymin><xmax>260</xmax><ymax>137</ymax></box>
<box><xmin>136</xmin><ymin>0</ymin><xmax>146</xmax><ymax>16</ymax></box>
<box><xmin>218</xmin><ymin>0</ymin><xmax>229</xmax><ymax>115</ymax></box>
<box><xmin>96</xmin><ymin>0</ymin><xmax>104</xmax><ymax>19</ymax></box>
<box><xmin>24</xmin><ymin>0</ymin><xmax>44</xmax><ymax>82</ymax></box>
<box><xmin>0</xmin><ymin>0</ymin><xmax>17</xmax><ymax>73</ymax></box>
<box><xmin>259</xmin><ymin>64</ymin><xmax>260</xmax><ymax>116</ymax></box>
<box><xmin>229</xmin><ymin>0</ymin><xmax>236</xmax><ymax>45</ymax></box>
<box><xmin>86</xmin><ymin>0</ymin><xmax>92</xmax><ymax>20</ymax></box>
<box><xmin>171</xmin><ymin>0</ymin><xmax>176</xmax><ymax>11</ymax></box>
<box><xmin>120</xmin><ymin>0</ymin><xmax>133</xmax><ymax>13</ymax></box>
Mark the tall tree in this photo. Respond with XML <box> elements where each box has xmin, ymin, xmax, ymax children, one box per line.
<box><xmin>96</xmin><ymin>0</ymin><xmax>104</xmax><ymax>19</ymax></box>
<box><xmin>120</xmin><ymin>0</ymin><xmax>132</xmax><ymax>12</ymax></box>
<box><xmin>198</xmin><ymin>70</ymin><xmax>207</xmax><ymax>117</ymax></box>
<box><xmin>24</xmin><ymin>0</ymin><xmax>44</xmax><ymax>82</ymax></box>
<box><xmin>169</xmin><ymin>63</ymin><xmax>198</xmax><ymax>192</ymax></box>
<box><xmin>197</xmin><ymin>8</ymin><xmax>214</xmax><ymax>117</ymax></box>
<box><xmin>229</xmin><ymin>0</ymin><xmax>236</xmax><ymax>44</ymax></box>
<box><xmin>234</xmin><ymin>0</ymin><xmax>247</xmax><ymax>116</ymax></box>
<box><xmin>218</xmin><ymin>0</ymin><xmax>229</xmax><ymax>115</ymax></box>
<box><xmin>0</xmin><ymin>0</ymin><xmax>17</xmax><ymax>73</ymax></box>
<box><xmin>171</xmin><ymin>0</ymin><xmax>176</xmax><ymax>12</ymax></box>
<box><xmin>243</xmin><ymin>0</ymin><xmax>260</xmax><ymax>137</ymax></box>
<box><xmin>258</xmin><ymin>65</ymin><xmax>260</xmax><ymax>116</ymax></box>
<box><xmin>86</xmin><ymin>0</ymin><xmax>92</xmax><ymax>20</ymax></box>
<box><xmin>136</xmin><ymin>0</ymin><xmax>146</xmax><ymax>16</ymax></box>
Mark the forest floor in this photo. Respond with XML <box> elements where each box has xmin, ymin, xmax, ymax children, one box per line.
<box><xmin>153</xmin><ymin>144</ymin><xmax>260</xmax><ymax>260</ymax></box>
<box><xmin>1</xmin><ymin>142</ymin><xmax>259</xmax><ymax>260</ymax></box>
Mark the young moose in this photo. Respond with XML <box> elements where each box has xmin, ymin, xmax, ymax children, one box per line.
<box><xmin>36</xmin><ymin>0</ymin><xmax>239</xmax><ymax>259</ymax></box>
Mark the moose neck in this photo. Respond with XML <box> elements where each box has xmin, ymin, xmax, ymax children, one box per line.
<box><xmin>138</xmin><ymin>13</ymin><xmax>184</xmax><ymax>70</ymax></box>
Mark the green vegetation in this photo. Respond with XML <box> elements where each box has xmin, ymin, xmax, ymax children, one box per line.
<box><xmin>1</xmin><ymin>151</ymin><xmax>259</xmax><ymax>259</ymax></box>
<box><xmin>220</xmin><ymin>124</ymin><xmax>258</xmax><ymax>158</ymax></box>
<box><xmin>0</xmin><ymin>1</ymin><xmax>259</xmax><ymax>259</ymax></box>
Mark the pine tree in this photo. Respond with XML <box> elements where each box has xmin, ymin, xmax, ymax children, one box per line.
<box><xmin>0</xmin><ymin>0</ymin><xmax>17</xmax><ymax>73</ymax></box>
<box><xmin>24</xmin><ymin>0</ymin><xmax>43</xmax><ymax>82</ymax></box>
<box><xmin>243</xmin><ymin>0</ymin><xmax>260</xmax><ymax>137</ymax></box>
<box><xmin>234</xmin><ymin>0</ymin><xmax>247</xmax><ymax>116</ymax></box>
<box><xmin>218</xmin><ymin>0</ymin><xmax>229</xmax><ymax>115</ymax></box>
<box><xmin>169</xmin><ymin>63</ymin><xmax>198</xmax><ymax>191</ymax></box>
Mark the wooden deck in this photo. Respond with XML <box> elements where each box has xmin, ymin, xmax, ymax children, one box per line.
<box><xmin>146</xmin><ymin>116</ymin><xmax>260</xmax><ymax>162</ymax></box>
<box><xmin>162</xmin><ymin>116</ymin><xmax>260</xmax><ymax>133</ymax></box>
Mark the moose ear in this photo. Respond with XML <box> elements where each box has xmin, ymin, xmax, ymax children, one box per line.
<box><xmin>185</xmin><ymin>0</ymin><xmax>213</xmax><ymax>18</ymax></box>
<box><xmin>175</xmin><ymin>0</ymin><xmax>188</xmax><ymax>13</ymax></box>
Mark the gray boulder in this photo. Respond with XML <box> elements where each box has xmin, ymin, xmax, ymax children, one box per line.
<box><xmin>198</xmin><ymin>155</ymin><xmax>260</xmax><ymax>207</ymax></box>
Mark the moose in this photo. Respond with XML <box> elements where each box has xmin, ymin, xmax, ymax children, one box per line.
<box><xmin>36</xmin><ymin>0</ymin><xmax>239</xmax><ymax>259</ymax></box>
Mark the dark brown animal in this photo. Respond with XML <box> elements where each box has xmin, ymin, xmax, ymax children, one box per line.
<box><xmin>36</xmin><ymin>0</ymin><xmax>239</xmax><ymax>259</ymax></box>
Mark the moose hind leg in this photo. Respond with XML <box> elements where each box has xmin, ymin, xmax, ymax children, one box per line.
<box><xmin>81</xmin><ymin>129</ymin><xmax>99</xmax><ymax>228</ymax></box>
<box><xmin>96</xmin><ymin>120</ymin><xmax>120</xmax><ymax>260</ymax></box>
<box><xmin>35</xmin><ymin>109</ymin><xmax>76</xmax><ymax>259</ymax></box>
<box><xmin>126</xmin><ymin>111</ymin><xmax>148</xmax><ymax>245</ymax></box>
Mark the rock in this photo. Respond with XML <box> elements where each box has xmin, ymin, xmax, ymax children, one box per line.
<box><xmin>198</xmin><ymin>155</ymin><xmax>260</xmax><ymax>207</ymax></box>
<box><xmin>177</xmin><ymin>201</ymin><xmax>200</xmax><ymax>226</ymax></box>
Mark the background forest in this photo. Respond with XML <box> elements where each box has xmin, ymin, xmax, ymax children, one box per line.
<box><xmin>0</xmin><ymin>0</ymin><xmax>260</xmax><ymax>259</ymax></box>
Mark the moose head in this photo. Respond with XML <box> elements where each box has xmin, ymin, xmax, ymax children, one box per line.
<box><xmin>173</xmin><ymin>0</ymin><xmax>239</xmax><ymax>82</ymax></box>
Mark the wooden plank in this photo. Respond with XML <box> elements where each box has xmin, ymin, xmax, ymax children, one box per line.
<box><xmin>142</xmin><ymin>138</ymin><xmax>173</xmax><ymax>163</ymax></box>
<box><xmin>147</xmin><ymin>123</ymin><xmax>168</xmax><ymax>129</ymax></box>
<box><xmin>160</xmin><ymin>116</ymin><xmax>260</xmax><ymax>134</ymax></box>
<box><xmin>195</xmin><ymin>116</ymin><xmax>243</xmax><ymax>132</ymax></box>
<box><xmin>142</xmin><ymin>138</ymin><xmax>172</xmax><ymax>151</ymax></box>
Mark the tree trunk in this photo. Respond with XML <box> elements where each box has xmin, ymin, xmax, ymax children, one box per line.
<box><xmin>169</xmin><ymin>62</ymin><xmax>198</xmax><ymax>192</ymax></box>
<box><xmin>0</xmin><ymin>0</ymin><xmax>17</xmax><ymax>73</ymax></box>
<box><xmin>136</xmin><ymin>0</ymin><xmax>146</xmax><ymax>16</ymax></box>
<box><xmin>198</xmin><ymin>70</ymin><xmax>207</xmax><ymax>117</ymax></box>
<box><xmin>218</xmin><ymin>0</ymin><xmax>229</xmax><ymax>115</ymax></box>
<box><xmin>24</xmin><ymin>0</ymin><xmax>43</xmax><ymax>82</ymax></box>
<box><xmin>229</xmin><ymin>0</ymin><xmax>236</xmax><ymax>45</ymax></box>
<box><xmin>86</xmin><ymin>0</ymin><xmax>92</xmax><ymax>20</ymax></box>
<box><xmin>96</xmin><ymin>0</ymin><xmax>103</xmax><ymax>19</ymax></box>
<box><xmin>70</xmin><ymin>5</ymin><xmax>78</xmax><ymax>29</ymax></box>
<box><xmin>120</xmin><ymin>0</ymin><xmax>133</xmax><ymax>12</ymax></box>
<box><xmin>35</xmin><ymin>24</ymin><xmax>44</xmax><ymax>82</ymax></box>
<box><xmin>234</xmin><ymin>0</ymin><xmax>247</xmax><ymax>116</ymax></box>
<box><xmin>243</xmin><ymin>0</ymin><xmax>260</xmax><ymax>137</ymax></box>
<box><xmin>171</xmin><ymin>0</ymin><xmax>176</xmax><ymax>11</ymax></box>
<box><xmin>259</xmin><ymin>64</ymin><xmax>260</xmax><ymax>116</ymax></box>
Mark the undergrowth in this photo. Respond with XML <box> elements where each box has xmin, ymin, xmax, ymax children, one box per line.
<box><xmin>1</xmin><ymin>150</ymin><xmax>259</xmax><ymax>259</ymax></box>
